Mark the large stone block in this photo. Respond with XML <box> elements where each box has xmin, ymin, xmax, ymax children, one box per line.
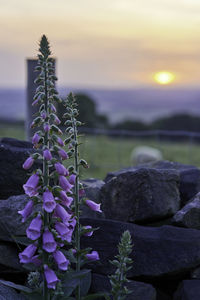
<box><xmin>0</xmin><ymin>138</ymin><xmax>38</xmax><ymax>199</ymax></box>
<box><xmin>101</xmin><ymin>168</ymin><xmax>180</xmax><ymax>223</ymax></box>
<box><xmin>81</xmin><ymin>218</ymin><xmax>200</xmax><ymax>279</ymax></box>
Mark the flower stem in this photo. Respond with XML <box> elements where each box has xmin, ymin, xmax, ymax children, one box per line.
<box><xmin>72</xmin><ymin>115</ymin><xmax>81</xmax><ymax>300</ymax></box>
<box><xmin>43</xmin><ymin>59</ymin><xmax>50</xmax><ymax>300</ymax></box>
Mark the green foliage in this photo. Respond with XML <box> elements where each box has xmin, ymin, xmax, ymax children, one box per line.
<box><xmin>61</xmin><ymin>269</ymin><xmax>91</xmax><ymax>298</ymax></box>
<box><xmin>39</xmin><ymin>35</ymin><xmax>51</xmax><ymax>58</ymax></box>
<box><xmin>151</xmin><ymin>113</ymin><xmax>200</xmax><ymax>132</ymax></box>
<box><xmin>57</xmin><ymin>93</ymin><xmax>108</xmax><ymax>129</ymax></box>
<box><xmin>112</xmin><ymin>119</ymin><xmax>149</xmax><ymax>131</ymax></box>
<box><xmin>109</xmin><ymin>231</ymin><xmax>133</xmax><ymax>300</ymax></box>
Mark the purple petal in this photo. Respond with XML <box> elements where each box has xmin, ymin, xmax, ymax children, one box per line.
<box><xmin>18</xmin><ymin>200</ymin><xmax>34</xmax><ymax>223</ymax></box>
<box><xmin>43</xmin><ymin>230</ymin><xmax>57</xmax><ymax>253</ymax></box>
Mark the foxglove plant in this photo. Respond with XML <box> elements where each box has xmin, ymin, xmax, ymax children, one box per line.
<box><xmin>18</xmin><ymin>35</ymin><xmax>77</xmax><ymax>299</ymax></box>
<box><xmin>16</xmin><ymin>35</ymin><xmax>102</xmax><ymax>300</ymax></box>
<box><xmin>62</xmin><ymin>92</ymin><xmax>101</xmax><ymax>299</ymax></box>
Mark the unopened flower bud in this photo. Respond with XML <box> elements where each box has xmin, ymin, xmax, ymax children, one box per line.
<box><xmin>43</xmin><ymin>149</ymin><xmax>52</xmax><ymax>161</ymax></box>
<box><xmin>44</xmin><ymin>123</ymin><xmax>50</xmax><ymax>132</ymax></box>
<box><xmin>23</xmin><ymin>157</ymin><xmax>34</xmax><ymax>170</ymax></box>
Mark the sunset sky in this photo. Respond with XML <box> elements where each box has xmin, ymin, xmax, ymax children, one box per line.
<box><xmin>1</xmin><ymin>0</ymin><xmax>200</xmax><ymax>88</ymax></box>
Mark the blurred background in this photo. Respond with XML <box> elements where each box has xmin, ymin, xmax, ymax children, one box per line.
<box><xmin>1</xmin><ymin>0</ymin><xmax>200</xmax><ymax>178</ymax></box>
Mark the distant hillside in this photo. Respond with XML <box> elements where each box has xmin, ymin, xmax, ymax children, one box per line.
<box><xmin>60</xmin><ymin>87</ymin><xmax>200</xmax><ymax>123</ymax></box>
<box><xmin>1</xmin><ymin>87</ymin><xmax>200</xmax><ymax>123</ymax></box>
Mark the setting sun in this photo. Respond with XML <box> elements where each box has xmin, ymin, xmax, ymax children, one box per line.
<box><xmin>154</xmin><ymin>71</ymin><xmax>175</xmax><ymax>85</ymax></box>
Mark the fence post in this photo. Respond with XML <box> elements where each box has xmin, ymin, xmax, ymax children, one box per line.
<box><xmin>25</xmin><ymin>58</ymin><xmax>56</xmax><ymax>141</ymax></box>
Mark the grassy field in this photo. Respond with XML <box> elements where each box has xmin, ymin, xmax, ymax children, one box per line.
<box><xmin>1</xmin><ymin>124</ymin><xmax>200</xmax><ymax>179</ymax></box>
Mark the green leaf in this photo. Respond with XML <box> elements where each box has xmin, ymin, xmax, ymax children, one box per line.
<box><xmin>13</xmin><ymin>236</ymin><xmax>31</xmax><ymax>246</ymax></box>
<box><xmin>82</xmin><ymin>292</ymin><xmax>110</xmax><ymax>300</ymax></box>
<box><xmin>21</xmin><ymin>292</ymin><xmax>43</xmax><ymax>300</ymax></box>
<box><xmin>0</xmin><ymin>279</ymin><xmax>32</xmax><ymax>293</ymax></box>
<box><xmin>62</xmin><ymin>269</ymin><xmax>91</xmax><ymax>297</ymax></box>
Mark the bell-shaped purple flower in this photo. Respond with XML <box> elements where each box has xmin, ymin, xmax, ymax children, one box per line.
<box><xmin>19</xmin><ymin>243</ymin><xmax>37</xmax><ymax>264</ymax></box>
<box><xmin>69</xmin><ymin>217</ymin><xmax>76</xmax><ymax>230</ymax></box>
<box><xmin>57</xmin><ymin>137</ymin><xmax>64</xmax><ymax>147</ymax></box>
<box><xmin>59</xmin><ymin>176</ymin><xmax>73</xmax><ymax>192</ymax></box>
<box><xmin>26</xmin><ymin>214</ymin><xmax>42</xmax><ymax>240</ymax></box>
<box><xmin>55</xmin><ymin>163</ymin><xmax>69</xmax><ymax>176</ymax></box>
<box><xmin>44</xmin><ymin>265</ymin><xmax>59</xmax><ymax>290</ymax></box>
<box><xmin>55</xmin><ymin>222</ymin><xmax>73</xmax><ymax>242</ymax></box>
<box><xmin>84</xmin><ymin>225</ymin><xmax>93</xmax><ymax>237</ymax></box>
<box><xmin>65</xmin><ymin>228</ymin><xmax>73</xmax><ymax>243</ymax></box>
<box><xmin>79</xmin><ymin>189</ymin><xmax>85</xmax><ymax>197</ymax></box>
<box><xmin>31</xmin><ymin>255</ymin><xmax>42</xmax><ymax>266</ymax></box>
<box><xmin>43</xmin><ymin>190</ymin><xmax>56</xmax><ymax>213</ymax></box>
<box><xmin>44</xmin><ymin>123</ymin><xmax>50</xmax><ymax>132</ymax></box>
<box><xmin>43</xmin><ymin>230</ymin><xmax>57</xmax><ymax>253</ymax></box>
<box><xmin>85</xmin><ymin>200</ymin><xmax>102</xmax><ymax>213</ymax></box>
<box><xmin>23</xmin><ymin>173</ymin><xmax>39</xmax><ymax>197</ymax></box>
<box><xmin>55</xmin><ymin>222</ymin><xmax>69</xmax><ymax>238</ymax></box>
<box><xmin>69</xmin><ymin>174</ymin><xmax>76</xmax><ymax>185</ymax></box>
<box><xmin>54</xmin><ymin>204</ymin><xmax>71</xmax><ymax>223</ymax></box>
<box><xmin>18</xmin><ymin>200</ymin><xmax>34</xmax><ymax>223</ymax></box>
<box><xmin>23</xmin><ymin>157</ymin><xmax>34</xmax><ymax>170</ymax></box>
<box><xmin>60</xmin><ymin>191</ymin><xmax>73</xmax><ymax>207</ymax></box>
<box><xmin>58</xmin><ymin>149</ymin><xmax>68</xmax><ymax>160</ymax></box>
<box><xmin>32</xmin><ymin>132</ymin><xmax>40</xmax><ymax>145</ymax></box>
<box><xmin>43</xmin><ymin>149</ymin><xmax>52</xmax><ymax>161</ymax></box>
<box><xmin>86</xmin><ymin>250</ymin><xmax>100</xmax><ymax>261</ymax></box>
<box><xmin>53</xmin><ymin>250</ymin><xmax>69</xmax><ymax>271</ymax></box>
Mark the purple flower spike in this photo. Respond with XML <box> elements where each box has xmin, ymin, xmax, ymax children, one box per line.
<box><xmin>58</xmin><ymin>149</ymin><xmax>69</xmax><ymax>160</ymax></box>
<box><xmin>59</xmin><ymin>176</ymin><xmax>73</xmax><ymax>192</ymax></box>
<box><xmin>18</xmin><ymin>200</ymin><xmax>34</xmax><ymax>223</ymax></box>
<box><xmin>44</xmin><ymin>265</ymin><xmax>59</xmax><ymax>290</ymax></box>
<box><xmin>43</xmin><ymin>190</ymin><xmax>56</xmax><ymax>213</ymax></box>
<box><xmin>85</xmin><ymin>200</ymin><xmax>102</xmax><ymax>213</ymax></box>
<box><xmin>26</xmin><ymin>215</ymin><xmax>42</xmax><ymax>240</ymax></box>
<box><xmin>53</xmin><ymin>250</ymin><xmax>69</xmax><ymax>271</ymax></box>
<box><xmin>57</xmin><ymin>137</ymin><xmax>64</xmax><ymax>147</ymax></box>
<box><xmin>43</xmin><ymin>149</ymin><xmax>52</xmax><ymax>161</ymax></box>
<box><xmin>43</xmin><ymin>230</ymin><xmax>57</xmax><ymax>253</ymax></box>
<box><xmin>55</xmin><ymin>163</ymin><xmax>69</xmax><ymax>176</ymax></box>
<box><xmin>84</xmin><ymin>225</ymin><xmax>93</xmax><ymax>237</ymax></box>
<box><xmin>19</xmin><ymin>243</ymin><xmax>37</xmax><ymax>264</ymax></box>
<box><xmin>69</xmin><ymin>174</ymin><xmax>76</xmax><ymax>185</ymax></box>
<box><xmin>23</xmin><ymin>157</ymin><xmax>34</xmax><ymax>170</ymax></box>
<box><xmin>44</xmin><ymin>123</ymin><xmax>50</xmax><ymax>132</ymax></box>
<box><xmin>55</xmin><ymin>204</ymin><xmax>71</xmax><ymax>223</ymax></box>
<box><xmin>86</xmin><ymin>251</ymin><xmax>100</xmax><ymax>261</ymax></box>
<box><xmin>23</xmin><ymin>173</ymin><xmax>39</xmax><ymax>197</ymax></box>
<box><xmin>32</xmin><ymin>132</ymin><xmax>40</xmax><ymax>145</ymax></box>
